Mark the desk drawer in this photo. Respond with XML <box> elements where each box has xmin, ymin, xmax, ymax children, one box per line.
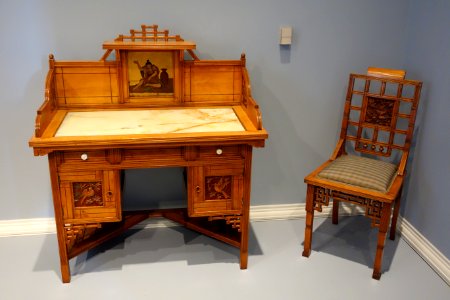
<box><xmin>63</xmin><ymin>150</ymin><xmax>107</xmax><ymax>164</ymax></box>
<box><xmin>198</xmin><ymin>145</ymin><xmax>242</xmax><ymax>160</ymax></box>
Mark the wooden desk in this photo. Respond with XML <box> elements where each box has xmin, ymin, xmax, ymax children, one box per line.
<box><xmin>29</xmin><ymin>25</ymin><xmax>267</xmax><ymax>283</ymax></box>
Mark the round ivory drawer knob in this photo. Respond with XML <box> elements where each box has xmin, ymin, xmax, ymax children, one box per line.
<box><xmin>80</xmin><ymin>153</ymin><xmax>88</xmax><ymax>161</ymax></box>
<box><xmin>216</xmin><ymin>148</ymin><xmax>223</xmax><ymax>155</ymax></box>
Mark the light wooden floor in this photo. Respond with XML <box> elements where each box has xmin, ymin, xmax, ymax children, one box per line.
<box><xmin>0</xmin><ymin>217</ymin><xmax>448</xmax><ymax>300</ymax></box>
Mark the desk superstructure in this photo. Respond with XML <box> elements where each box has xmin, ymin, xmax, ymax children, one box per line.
<box><xmin>29</xmin><ymin>24</ymin><xmax>268</xmax><ymax>283</ymax></box>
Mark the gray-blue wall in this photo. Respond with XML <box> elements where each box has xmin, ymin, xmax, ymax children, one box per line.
<box><xmin>401</xmin><ymin>0</ymin><xmax>450</xmax><ymax>258</ymax></box>
<box><xmin>0</xmin><ymin>0</ymin><xmax>448</xmax><ymax>257</ymax></box>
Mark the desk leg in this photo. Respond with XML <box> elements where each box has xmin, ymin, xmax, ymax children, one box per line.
<box><xmin>239</xmin><ymin>206</ymin><xmax>249</xmax><ymax>269</ymax></box>
<box><xmin>240</xmin><ymin>146</ymin><xmax>252</xmax><ymax>269</ymax></box>
<box><xmin>48</xmin><ymin>153</ymin><xmax>71</xmax><ymax>283</ymax></box>
<box><xmin>55</xmin><ymin>224</ymin><xmax>71</xmax><ymax>283</ymax></box>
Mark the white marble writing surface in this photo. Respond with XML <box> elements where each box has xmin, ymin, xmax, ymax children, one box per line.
<box><xmin>55</xmin><ymin>108</ymin><xmax>245</xmax><ymax>137</ymax></box>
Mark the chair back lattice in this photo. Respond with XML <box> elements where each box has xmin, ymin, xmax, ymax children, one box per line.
<box><xmin>341</xmin><ymin>69</ymin><xmax>422</xmax><ymax>158</ymax></box>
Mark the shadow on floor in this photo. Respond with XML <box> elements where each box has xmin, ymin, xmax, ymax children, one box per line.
<box><xmin>33</xmin><ymin>223</ymin><xmax>263</xmax><ymax>278</ymax></box>
<box><xmin>303</xmin><ymin>215</ymin><xmax>400</xmax><ymax>273</ymax></box>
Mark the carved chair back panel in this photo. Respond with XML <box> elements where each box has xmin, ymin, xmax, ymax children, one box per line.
<box><xmin>341</xmin><ymin>74</ymin><xmax>422</xmax><ymax>158</ymax></box>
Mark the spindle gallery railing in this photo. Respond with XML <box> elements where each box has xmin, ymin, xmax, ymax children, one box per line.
<box><xmin>115</xmin><ymin>24</ymin><xmax>183</xmax><ymax>42</ymax></box>
<box><xmin>101</xmin><ymin>24</ymin><xmax>199</xmax><ymax>61</ymax></box>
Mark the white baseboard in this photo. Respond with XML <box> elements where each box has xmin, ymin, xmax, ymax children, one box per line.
<box><xmin>249</xmin><ymin>202</ymin><xmax>365</xmax><ymax>221</ymax></box>
<box><xmin>397</xmin><ymin>217</ymin><xmax>449</xmax><ymax>285</ymax></box>
<box><xmin>0</xmin><ymin>218</ymin><xmax>56</xmax><ymax>237</ymax></box>
<box><xmin>0</xmin><ymin>203</ymin><xmax>448</xmax><ymax>285</ymax></box>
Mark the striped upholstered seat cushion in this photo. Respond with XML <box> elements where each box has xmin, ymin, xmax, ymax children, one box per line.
<box><xmin>317</xmin><ymin>155</ymin><xmax>398</xmax><ymax>192</ymax></box>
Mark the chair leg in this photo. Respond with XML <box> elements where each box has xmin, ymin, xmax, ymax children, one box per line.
<box><xmin>302</xmin><ymin>185</ymin><xmax>315</xmax><ymax>257</ymax></box>
<box><xmin>332</xmin><ymin>199</ymin><xmax>339</xmax><ymax>224</ymax></box>
<box><xmin>390</xmin><ymin>189</ymin><xmax>402</xmax><ymax>240</ymax></box>
<box><xmin>372</xmin><ymin>202</ymin><xmax>392</xmax><ymax>280</ymax></box>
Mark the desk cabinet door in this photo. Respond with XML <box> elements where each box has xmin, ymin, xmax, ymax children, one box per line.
<box><xmin>188</xmin><ymin>164</ymin><xmax>243</xmax><ymax>217</ymax></box>
<box><xmin>59</xmin><ymin>170</ymin><xmax>122</xmax><ymax>224</ymax></box>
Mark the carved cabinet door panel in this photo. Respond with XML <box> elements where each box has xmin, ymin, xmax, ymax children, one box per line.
<box><xmin>188</xmin><ymin>164</ymin><xmax>244</xmax><ymax>217</ymax></box>
<box><xmin>59</xmin><ymin>170</ymin><xmax>122</xmax><ymax>224</ymax></box>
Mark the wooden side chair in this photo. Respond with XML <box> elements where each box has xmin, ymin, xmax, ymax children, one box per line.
<box><xmin>302</xmin><ymin>67</ymin><xmax>422</xmax><ymax>279</ymax></box>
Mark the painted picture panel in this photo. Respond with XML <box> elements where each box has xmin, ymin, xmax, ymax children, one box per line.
<box><xmin>128</xmin><ymin>51</ymin><xmax>174</xmax><ymax>97</ymax></box>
